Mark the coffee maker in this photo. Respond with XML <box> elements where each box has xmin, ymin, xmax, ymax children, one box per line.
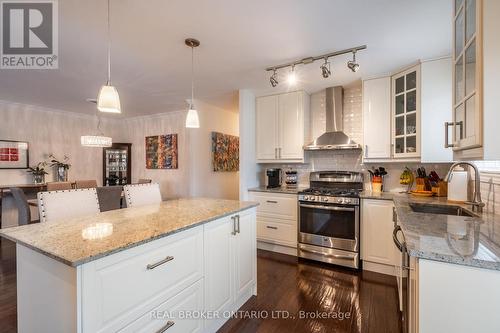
<box><xmin>265</xmin><ymin>168</ymin><xmax>283</xmax><ymax>188</ymax></box>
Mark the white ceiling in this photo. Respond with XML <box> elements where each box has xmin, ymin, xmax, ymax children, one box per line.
<box><xmin>0</xmin><ymin>0</ymin><xmax>452</xmax><ymax>117</ymax></box>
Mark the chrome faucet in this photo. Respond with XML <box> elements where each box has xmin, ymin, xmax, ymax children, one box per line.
<box><xmin>445</xmin><ymin>162</ymin><xmax>485</xmax><ymax>213</ymax></box>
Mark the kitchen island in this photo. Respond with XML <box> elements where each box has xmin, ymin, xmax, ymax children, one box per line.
<box><xmin>0</xmin><ymin>198</ymin><xmax>258</xmax><ymax>333</ymax></box>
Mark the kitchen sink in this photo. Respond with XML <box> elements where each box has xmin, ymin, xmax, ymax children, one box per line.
<box><xmin>409</xmin><ymin>203</ymin><xmax>477</xmax><ymax>217</ymax></box>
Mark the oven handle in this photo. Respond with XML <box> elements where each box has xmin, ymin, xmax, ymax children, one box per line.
<box><xmin>300</xmin><ymin>248</ymin><xmax>356</xmax><ymax>260</ymax></box>
<box><xmin>299</xmin><ymin>203</ymin><xmax>355</xmax><ymax>212</ymax></box>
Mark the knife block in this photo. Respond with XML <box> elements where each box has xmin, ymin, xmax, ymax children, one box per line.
<box><xmin>415</xmin><ymin>177</ymin><xmax>431</xmax><ymax>191</ymax></box>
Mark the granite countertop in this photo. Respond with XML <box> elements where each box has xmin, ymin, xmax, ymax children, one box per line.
<box><xmin>0</xmin><ymin>198</ymin><xmax>258</xmax><ymax>267</ymax></box>
<box><xmin>393</xmin><ymin>194</ymin><xmax>500</xmax><ymax>270</ymax></box>
<box><xmin>248</xmin><ymin>186</ymin><xmax>307</xmax><ymax>195</ymax></box>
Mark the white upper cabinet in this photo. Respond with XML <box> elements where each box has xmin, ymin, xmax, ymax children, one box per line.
<box><xmin>362</xmin><ymin>77</ymin><xmax>392</xmax><ymax>160</ymax></box>
<box><xmin>451</xmin><ymin>0</ymin><xmax>482</xmax><ymax>152</ymax></box>
<box><xmin>256</xmin><ymin>95</ymin><xmax>279</xmax><ymax>161</ymax></box>
<box><xmin>392</xmin><ymin>65</ymin><xmax>421</xmax><ymax>159</ymax></box>
<box><xmin>256</xmin><ymin>91</ymin><xmax>310</xmax><ymax>163</ymax></box>
<box><xmin>452</xmin><ymin>0</ymin><xmax>500</xmax><ymax>160</ymax></box>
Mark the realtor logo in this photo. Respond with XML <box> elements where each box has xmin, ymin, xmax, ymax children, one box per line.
<box><xmin>1</xmin><ymin>0</ymin><xmax>58</xmax><ymax>69</ymax></box>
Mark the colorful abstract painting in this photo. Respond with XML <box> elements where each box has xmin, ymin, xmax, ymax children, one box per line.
<box><xmin>145</xmin><ymin>134</ymin><xmax>178</xmax><ymax>169</ymax></box>
<box><xmin>211</xmin><ymin>132</ymin><xmax>239</xmax><ymax>172</ymax></box>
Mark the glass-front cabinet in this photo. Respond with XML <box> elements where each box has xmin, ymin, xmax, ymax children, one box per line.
<box><xmin>103</xmin><ymin>143</ymin><xmax>132</xmax><ymax>186</ymax></box>
<box><xmin>392</xmin><ymin>65</ymin><xmax>420</xmax><ymax>159</ymax></box>
<box><xmin>451</xmin><ymin>0</ymin><xmax>482</xmax><ymax>150</ymax></box>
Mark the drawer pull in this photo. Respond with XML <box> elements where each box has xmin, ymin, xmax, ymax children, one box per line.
<box><xmin>147</xmin><ymin>256</ymin><xmax>174</xmax><ymax>270</ymax></box>
<box><xmin>266</xmin><ymin>200</ymin><xmax>278</xmax><ymax>204</ymax></box>
<box><xmin>266</xmin><ymin>225</ymin><xmax>278</xmax><ymax>230</ymax></box>
<box><xmin>156</xmin><ymin>321</ymin><xmax>175</xmax><ymax>332</ymax></box>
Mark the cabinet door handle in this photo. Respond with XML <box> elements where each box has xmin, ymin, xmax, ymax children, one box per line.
<box><xmin>266</xmin><ymin>200</ymin><xmax>278</xmax><ymax>204</ymax></box>
<box><xmin>156</xmin><ymin>321</ymin><xmax>175</xmax><ymax>333</ymax></box>
<box><xmin>444</xmin><ymin>122</ymin><xmax>456</xmax><ymax>148</ymax></box>
<box><xmin>364</xmin><ymin>145</ymin><xmax>368</xmax><ymax>158</ymax></box>
<box><xmin>236</xmin><ymin>215</ymin><xmax>240</xmax><ymax>233</ymax></box>
<box><xmin>274</xmin><ymin>148</ymin><xmax>277</xmax><ymax>159</ymax></box>
<box><xmin>231</xmin><ymin>216</ymin><xmax>237</xmax><ymax>235</ymax></box>
<box><xmin>266</xmin><ymin>225</ymin><xmax>278</xmax><ymax>230</ymax></box>
<box><xmin>147</xmin><ymin>256</ymin><xmax>174</xmax><ymax>270</ymax></box>
<box><xmin>279</xmin><ymin>147</ymin><xmax>282</xmax><ymax>159</ymax></box>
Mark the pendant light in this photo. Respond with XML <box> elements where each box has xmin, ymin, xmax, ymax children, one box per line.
<box><xmin>81</xmin><ymin>111</ymin><xmax>112</xmax><ymax>147</ymax></box>
<box><xmin>97</xmin><ymin>0</ymin><xmax>121</xmax><ymax>114</ymax></box>
<box><xmin>185</xmin><ymin>38</ymin><xmax>200</xmax><ymax>128</ymax></box>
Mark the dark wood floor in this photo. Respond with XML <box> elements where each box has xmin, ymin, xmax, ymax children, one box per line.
<box><xmin>219</xmin><ymin>250</ymin><xmax>402</xmax><ymax>333</ymax></box>
<box><xmin>0</xmin><ymin>240</ymin><xmax>16</xmax><ymax>333</ymax></box>
<box><xmin>0</xmin><ymin>241</ymin><xmax>400</xmax><ymax>333</ymax></box>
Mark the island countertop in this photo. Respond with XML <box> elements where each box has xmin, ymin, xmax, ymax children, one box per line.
<box><xmin>0</xmin><ymin>198</ymin><xmax>258</xmax><ymax>267</ymax></box>
<box><xmin>393</xmin><ymin>194</ymin><xmax>500</xmax><ymax>270</ymax></box>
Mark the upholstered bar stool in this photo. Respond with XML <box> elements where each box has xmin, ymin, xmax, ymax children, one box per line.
<box><xmin>37</xmin><ymin>188</ymin><xmax>100</xmax><ymax>223</ymax></box>
<box><xmin>123</xmin><ymin>183</ymin><xmax>162</xmax><ymax>208</ymax></box>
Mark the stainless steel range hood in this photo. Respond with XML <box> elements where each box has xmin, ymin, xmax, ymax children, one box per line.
<box><xmin>304</xmin><ymin>86</ymin><xmax>361</xmax><ymax>150</ymax></box>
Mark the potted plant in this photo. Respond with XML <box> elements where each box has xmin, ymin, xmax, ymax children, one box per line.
<box><xmin>48</xmin><ymin>154</ymin><xmax>71</xmax><ymax>182</ymax></box>
<box><xmin>27</xmin><ymin>162</ymin><xmax>49</xmax><ymax>184</ymax></box>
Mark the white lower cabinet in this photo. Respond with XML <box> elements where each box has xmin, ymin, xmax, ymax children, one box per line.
<box><xmin>248</xmin><ymin>191</ymin><xmax>298</xmax><ymax>255</ymax></box>
<box><xmin>119</xmin><ymin>280</ymin><xmax>204</xmax><ymax>333</ymax></box>
<box><xmin>203</xmin><ymin>209</ymin><xmax>257</xmax><ymax>333</ymax></box>
<box><xmin>16</xmin><ymin>209</ymin><xmax>257</xmax><ymax>333</ymax></box>
<box><xmin>361</xmin><ymin>199</ymin><xmax>398</xmax><ymax>274</ymax></box>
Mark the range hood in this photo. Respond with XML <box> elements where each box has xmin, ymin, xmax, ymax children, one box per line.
<box><xmin>303</xmin><ymin>86</ymin><xmax>361</xmax><ymax>150</ymax></box>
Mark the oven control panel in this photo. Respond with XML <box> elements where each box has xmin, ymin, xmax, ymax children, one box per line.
<box><xmin>298</xmin><ymin>194</ymin><xmax>359</xmax><ymax>205</ymax></box>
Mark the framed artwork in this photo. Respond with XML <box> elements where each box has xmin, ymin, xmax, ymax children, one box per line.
<box><xmin>0</xmin><ymin>140</ymin><xmax>29</xmax><ymax>169</ymax></box>
<box><xmin>211</xmin><ymin>132</ymin><xmax>239</xmax><ymax>172</ymax></box>
<box><xmin>145</xmin><ymin>134</ymin><xmax>178</xmax><ymax>169</ymax></box>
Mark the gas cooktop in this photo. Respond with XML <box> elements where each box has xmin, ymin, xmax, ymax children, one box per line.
<box><xmin>299</xmin><ymin>187</ymin><xmax>362</xmax><ymax>198</ymax></box>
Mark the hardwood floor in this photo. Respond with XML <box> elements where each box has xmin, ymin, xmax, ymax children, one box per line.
<box><xmin>0</xmin><ymin>240</ymin><xmax>16</xmax><ymax>333</ymax></box>
<box><xmin>0</xmin><ymin>242</ymin><xmax>400</xmax><ymax>333</ymax></box>
<box><xmin>219</xmin><ymin>250</ymin><xmax>402</xmax><ymax>333</ymax></box>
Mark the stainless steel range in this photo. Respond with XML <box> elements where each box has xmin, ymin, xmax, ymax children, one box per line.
<box><xmin>298</xmin><ymin>171</ymin><xmax>363</xmax><ymax>269</ymax></box>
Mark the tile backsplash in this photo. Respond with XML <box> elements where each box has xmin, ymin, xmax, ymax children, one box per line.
<box><xmin>261</xmin><ymin>84</ymin><xmax>451</xmax><ymax>192</ymax></box>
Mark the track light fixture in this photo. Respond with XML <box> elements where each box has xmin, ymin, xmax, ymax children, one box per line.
<box><xmin>320</xmin><ymin>58</ymin><xmax>331</xmax><ymax>78</ymax></box>
<box><xmin>347</xmin><ymin>50</ymin><xmax>360</xmax><ymax>72</ymax></box>
<box><xmin>269</xmin><ymin>69</ymin><xmax>278</xmax><ymax>87</ymax></box>
<box><xmin>265</xmin><ymin>45</ymin><xmax>366</xmax><ymax>87</ymax></box>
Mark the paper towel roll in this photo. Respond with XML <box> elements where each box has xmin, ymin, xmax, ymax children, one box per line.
<box><xmin>447</xmin><ymin>171</ymin><xmax>468</xmax><ymax>202</ymax></box>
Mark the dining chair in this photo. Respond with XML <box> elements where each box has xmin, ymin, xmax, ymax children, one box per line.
<box><xmin>96</xmin><ymin>186</ymin><xmax>123</xmax><ymax>212</ymax></box>
<box><xmin>9</xmin><ymin>187</ymin><xmax>38</xmax><ymax>226</ymax></box>
<box><xmin>46</xmin><ymin>182</ymin><xmax>73</xmax><ymax>191</ymax></box>
<box><xmin>38</xmin><ymin>188</ymin><xmax>100</xmax><ymax>223</ymax></box>
<box><xmin>123</xmin><ymin>183</ymin><xmax>162</xmax><ymax>208</ymax></box>
<box><xmin>75</xmin><ymin>180</ymin><xmax>98</xmax><ymax>189</ymax></box>
<box><xmin>138</xmin><ymin>179</ymin><xmax>152</xmax><ymax>184</ymax></box>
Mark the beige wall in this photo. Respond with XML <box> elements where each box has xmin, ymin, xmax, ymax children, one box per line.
<box><xmin>0</xmin><ymin>101</ymin><xmax>119</xmax><ymax>186</ymax></box>
<box><xmin>117</xmin><ymin>110</ymin><xmax>190</xmax><ymax>200</ymax></box>
<box><xmin>188</xmin><ymin>100</ymin><xmax>239</xmax><ymax>200</ymax></box>
<box><xmin>0</xmin><ymin>99</ymin><xmax>240</xmax><ymax>227</ymax></box>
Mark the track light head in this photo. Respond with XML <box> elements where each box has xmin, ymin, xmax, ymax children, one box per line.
<box><xmin>320</xmin><ymin>58</ymin><xmax>331</xmax><ymax>78</ymax></box>
<box><xmin>287</xmin><ymin>66</ymin><xmax>297</xmax><ymax>85</ymax></box>
<box><xmin>270</xmin><ymin>69</ymin><xmax>278</xmax><ymax>87</ymax></box>
<box><xmin>347</xmin><ymin>51</ymin><xmax>359</xmax><ymax>72</ymax></box>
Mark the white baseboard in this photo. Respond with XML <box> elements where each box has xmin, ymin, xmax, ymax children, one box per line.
<box><xmin>257</xmin><ymin>241</ymin><xmax>297</xmax><ymax>256</ymax></box>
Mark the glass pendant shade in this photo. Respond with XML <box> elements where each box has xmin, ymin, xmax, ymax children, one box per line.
<box><xmin>97</xmin><ymin>84</ymin><xmax>121</xmax><ymax>113</ymax></box>
<box><xmin>81</xmin><ymin>135</ymin><xmax>112</xmax><ymax>147</ymax></box>
<box><xmin>185</xmin><ymin>107</ymin><xmax>200</xmax><ymax>128</ymax></box>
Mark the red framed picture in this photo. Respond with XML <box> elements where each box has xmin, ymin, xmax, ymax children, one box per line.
<box><xmin>0</xmin><ymin>140</ymin><xmax>29</xmax><ymax>169</ymax></box>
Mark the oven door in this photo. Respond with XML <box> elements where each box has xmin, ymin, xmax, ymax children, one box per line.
<box><xmin>298</xmin><ymin>202</ymin><xmax>359</xmax><ymax>252</ymax></box>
